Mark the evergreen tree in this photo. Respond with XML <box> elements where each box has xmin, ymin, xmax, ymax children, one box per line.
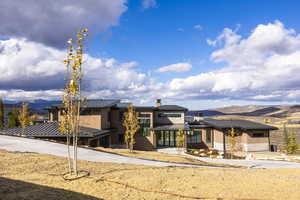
<box><xmin>0</xmin><ymin>98</ymin><xmax>4</xmax><ymax>129</ymax></box>
<box><xmin>8</xmin><ymin>106</ymin><xmax>18</xmax><ymax>128</ymax></box>
<box><xmin>287</xmin><ymin>131</ymin><xmax>298</xmax><ymax>155</ymax></box>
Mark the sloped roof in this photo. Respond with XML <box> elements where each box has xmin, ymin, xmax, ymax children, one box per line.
<box><xmin>0</xmin><ymin>122</ymin><xmax>111</xmax><ymax>138</ymax></box>
<box><xmin>46</xmin><ymin>99</ymin><xmax>120</xmax><ymax>110</ymax></box>
<box><xmin>115</xmin><ymin>103</ymin><xmax>155</xmax><ymax>110</ymax></box>
<box><xmin>156</xmin><ymin>105</ymin><xmax>188</xmax><ymax>111</ymax></box>
<box><xmin>203</xmin><ymin>118</ymin><xmax>278</xmax><ymax>130</ymax></box>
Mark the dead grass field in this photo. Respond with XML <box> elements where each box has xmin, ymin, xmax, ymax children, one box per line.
<box><xmin>93</xmin><ymin>147</ymin><xmax>242</xmax><ymax>168</ymax></box>
<box><xmin>1</xmin><ymin>150</ymin><xmax>300</xmax><ymax>200</ymax></box>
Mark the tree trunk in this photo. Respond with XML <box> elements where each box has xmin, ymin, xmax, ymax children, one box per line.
<box><xmin>67</xmin><ymin>133</ymin><xmax>72</xmax><ymax>174</ymax></box>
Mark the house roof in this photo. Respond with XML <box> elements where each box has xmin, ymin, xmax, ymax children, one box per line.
<box><xmin>0</xmin><ymin>122</ymin><xmax>111</xmax><ymax>138</ymax></box>
<box><xmin>115</xmin><ymin>103</ymin><xmax>155</xmax><ymax>110</ymax></box>
<box><xmin>152</xmin><ymin>124</ymin><xmax>190</xmax><ymax>131</ymax></box>
<box><xmin>114</xmin><ymin>103</ymin><xmax>187</xmax><ymax>111</ymax></box>
<box><xmin>203</xmin><ymin>118</ymin><xmax>278</xmax><ymax>130</ymax></box>
<box><xmin>188</xmin><ymin>120</ymin><xmax>213</xmax><ymax>128</ymax></box>
<box><xmin>156</xmin><ymin>105</ymin><xmax>188</xmax><ymax>111</ymax></box>
<box><xmin>46</xmin><ymin>99</ymin><xmax>121</xmax><ymax>110</ymax></box>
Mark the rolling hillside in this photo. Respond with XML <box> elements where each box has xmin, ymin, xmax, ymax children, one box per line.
<box><xmin>189</xmin><ymin>104</ymin><xmax>300</xmax><ymax>119</ymax></box>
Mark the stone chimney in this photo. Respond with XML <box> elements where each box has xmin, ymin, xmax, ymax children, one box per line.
<box><xmin>155</xmin><ymin>99</ymin><xmax>161</xmax><ymax>107</ymax></box>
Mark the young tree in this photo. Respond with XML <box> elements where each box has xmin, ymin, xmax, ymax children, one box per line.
<box><xmin>18</xmin><ymin>102</ymin><xmax>32</xmax><ymax>133</ymax></box>
<box><xmin>287</xmin><ymin>131</ymin><xmax>298</xmax><ymax>155</ymax></box>
<box><xmin>122</xmin><ymin>103</ymin><xmax>140</xmax><ymax>152</ymax></box>
<box><xmin>59</xmin><ymin>28</ymin><xmax>88</xmax><ymax>177</ymax></box>
<box><xmin>228</xmin><ymin>127</ymin><xmax>237</xmax><ymax>159</ymax></box>
<box><xmin>176</xmin><ymin>129</ymin><xmax>185</xmax><ymax>149</ymax></box>
<box><xmin>8</xmin><ymin>106</ymin><xmax>18</xmax><ymax>128</ymax></box>
<box><xmin>0</xmin><ymin>98</ymin><xmax>4</xmax><ymax>129</ymax></box>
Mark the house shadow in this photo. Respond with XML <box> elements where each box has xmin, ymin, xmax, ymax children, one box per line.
<box><xmin>0</xmin><ymin>177</ymin><xmax>103</xmax><ymax>200</ymax></box>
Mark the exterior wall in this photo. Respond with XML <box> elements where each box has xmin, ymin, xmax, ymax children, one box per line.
<box><xmin>79</xmin><ymin>115</ymin><xmax>101</xmax><ymax>129</ymax></box>
<box><xmin>110</xmin><ymin>108</ymin><xmax>155</xmax><ymax>150</ymax></box>
<box><xmin>134</xmin><ymin>131</ymin><xmax>156</xmax><ymax>151</ymax></box>
<box><xmin>154</xmin><ymin>111</ymin><xmax>185</xmax><ymax>125</ymax></box>
<box><xmin>242</xmin><ymin>130</ymin><xmax>270</xmax><ymax>152</ymax></box>
<box><xmin>54</xmin><ymin>107</ymin><xmax>112</xmax><ymax>131</ymax></box>
<box><xmin>213</xmin><ymin>129</ymin><xmax>225</xmax><ymax>151</ymax></box>
<box><xmin>213</xmin><ymin>129</ymin><xmax>270</xmax><ymax>152</ymax></box>
<box><xmin>134</xmin><ymin>111</ymin><xmax>155</xmax><ymax>150</ymax></box>
<box><xmin>100</xmin><ymin>108</ymin><xmax>111</xmax><ymax>129</ymax></box>
<box><xmin>270</xmin><ymin>127</ymin><xmax>300</xmax><ymax>152</ymax></box>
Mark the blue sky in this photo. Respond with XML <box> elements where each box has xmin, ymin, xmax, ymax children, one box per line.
<box><xmin>91</xmin><ymin>0</ymin><xmax>300</xmax><ymax>74</ymax></box>
<box><xmin>1</xmin><ymin>0</ymin><xmax>300</xmax><ymax>109</ymax></box>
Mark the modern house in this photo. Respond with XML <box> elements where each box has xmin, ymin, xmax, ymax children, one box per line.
<box><xmin>189</xmin><ymin>119</ymin><xmax>278</xmax><ymax>152</ymax></box>
<box><xmin>0</xmin><ymin>99</ymin><xmax>278</xmax><ymax>153</ymax></box>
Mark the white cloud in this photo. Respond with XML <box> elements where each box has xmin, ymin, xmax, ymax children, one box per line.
<box><xmin>0</xmin><ymin>89</ymin><xmax>63</xmax><ymax>101</ymax></box>
<box><xmin>0</xmin><ymin>38</ymin><xmax>149</xmax><ymax>102</ymax></box>
<box><xmin>0</xmin><ymin>0</ymin><xmax>127</xmax><ymax>48</ymax></box>
<box><xmin>155</xmin><ymin>63</ymin><xmax>192</xmax><ymax>73</ymax></box>
<box><xmin>142</xmin><ymin>0</ymin><xmax>157</xmax><ymax>9</ymax></box>
<box><xmin>177</xmin><ymin>28</ymin><xmax>184</xmax><ymax>32</ymax></box>
<box><xmin>162</xmin><ymin>21</ymin><xmax>300</xmax><ymax>102</ymax></box>
<box><xmin>3</xmin><ymin>21</ymin><xmax>300</xmax><ymax>105</ymax></box>
<box><xmin>206</xmin><ymin>39</ymin><xmax>217</xmax><ymax>46</ymax></box>
<box><xmin>194</xmin><ymin>25</ymin><xmax>203</xmax><ymax>31</ymax></box>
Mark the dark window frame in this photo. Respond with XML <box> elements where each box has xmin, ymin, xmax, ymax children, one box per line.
<box><xmin>187</xmin><ymin>130</ymin><xmax>202</xmax><ymax>144</ymax></box>
<box><xmin>252</xmin><ymin>133</ymin><xmax>266</xmax><ymax>137</ymax></box>
<box><xmin>158</xmin><ymin>113</ymin><xmax>182</xmax><ymax>118</ymax></box>
<box><xmin>206</xmin><ymin>129</ymin><xmax>212</xmax><ymax>143</ymax></box>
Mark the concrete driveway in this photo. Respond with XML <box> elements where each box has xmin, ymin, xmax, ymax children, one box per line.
<box><xmin>0</xmin><ymin>135</ymin><xmax>192</xmax><ymax>167</ymax></box>
<box><xmin>1</xmin><ymin>135</ymin><xmax>300</xmax><ymax>168</ymax></box>
<box><xmin>183</xmin><ymin>153</ymin><xmax>300</xmax><ymax>168</ymax></box>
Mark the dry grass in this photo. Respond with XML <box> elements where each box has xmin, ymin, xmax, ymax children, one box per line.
<box><xmin>1</xmin><ymin>150</ymin><xmax>300</xmax><ymax>200</ymax></box>
<box><xmin>93</xmin><ymin>147</ymin><xmax>241</xmax><ymax>168</ymax></box>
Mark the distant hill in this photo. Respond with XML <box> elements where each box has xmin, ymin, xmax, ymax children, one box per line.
<box><xmin>4</xmin><ymin>99</ymin><xmax>60</xmax><ymax>114</ymax></box>
<box><xmin>186</xmin><ymin>110</ymin><xmax>226</xmax><ymax>117</ymax></box>
<box><xmin>188</xmin><ymin>104</ymin><xmax>300</xmax><ymax>118</ymax></box>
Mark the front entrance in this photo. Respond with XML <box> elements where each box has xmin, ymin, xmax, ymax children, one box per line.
<box><xmin>156</xmin><ymin>130</ymin><xmax>177</xmax><ymax>147</ymax></box>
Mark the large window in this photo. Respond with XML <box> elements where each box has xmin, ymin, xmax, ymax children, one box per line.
<box><xmin>158</xmin><ymin>113</ymin><xmax>182</xmax><ymax>118</ymax></box>
<box><xmin>206</xmin><ymin>129</ymin><xmax>212</xmax><ymax>143</ymax></box>
<box><xmin>157</xmin><ymin>130</ymin><xmax>177</xmax><ymax>147</ymax></box>
<box><xmin>187</xmin><ymin>130</ymin><xmax>202</xmax><ymax>144</ymax></box>
<box><xmin>138</xmin><ymin>113</ymin><xmax>151</xmax><ymax>118</ymax></box>
<box><xmin>138</xmin><ymin>113</ymin><xmax>152</xmax><ymax>136</ymax></box>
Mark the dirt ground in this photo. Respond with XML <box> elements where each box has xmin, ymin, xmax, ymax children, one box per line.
<box><xmin>1</xmin><ymin>150</ymin><xmax>300</xmax><ymax>200</ymax></box>
<box><xmin>93</xmin><ymin>147</ymin><xmax>241</xmax><ymax>168</ymax></box>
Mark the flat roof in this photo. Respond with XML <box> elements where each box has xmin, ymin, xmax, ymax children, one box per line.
<box><xmin>203</xmin><ymin>118</ymin><xmax>278</xmax><ymax>130</ymax></box>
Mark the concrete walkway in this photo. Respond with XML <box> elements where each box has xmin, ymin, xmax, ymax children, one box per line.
<box><xmin>183</xmin><ymin>153</ymin><xmax>300</xmax><ymax>168</ymax></box>
<box><xmin>1</xmin><ymin>135</ymin><xmax>300</xmax><ymax>168</ymax></box>
<box><xmin>0</xmin><ymin>135</ymin><xmax>193</xmax><ymax>167</ymax></box>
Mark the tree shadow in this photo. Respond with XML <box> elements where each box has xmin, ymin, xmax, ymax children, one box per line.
<box><xmin>0</xmin><ymin>177</ymin><xmax>103</xmax><ymax>200</ymax></box>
